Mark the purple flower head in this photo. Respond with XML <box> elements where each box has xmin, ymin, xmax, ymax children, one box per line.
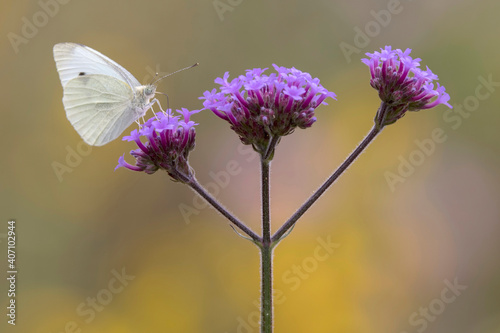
<box><xmin>200</xmin><ymin>65</ymin><xmax>336</xmax><ymax>157</ymax></box>
<box><xmin>362</xmin><ymin>46</ymin><xmax>452</xmax><ymax>127</ymax></box>
<box><xmin>116</xmin><ymin>109</ymin><xmax>200</xmax><ymax>182</ymax></box>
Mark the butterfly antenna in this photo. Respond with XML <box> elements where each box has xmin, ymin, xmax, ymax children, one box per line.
<box><xmin>152</xmin><ymin>63</ymin><xmax>199</xmax><ymax>86</ymax></box>
<box><xmin>149</xmin><ymin>72</ymin><xmax>160</xmax><ymax>85</ymax></box>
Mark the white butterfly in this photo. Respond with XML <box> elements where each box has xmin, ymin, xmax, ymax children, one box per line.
<box><xmin>53</xmin><ymin>43</ymin><xmax>197</xmax><ymax>146</ymax></box>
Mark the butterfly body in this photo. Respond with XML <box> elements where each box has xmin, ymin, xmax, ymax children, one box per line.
<box><xmin>132</xmin><ymin>85</ymin><xmax>157</xmax><ymax>111</ymax></box>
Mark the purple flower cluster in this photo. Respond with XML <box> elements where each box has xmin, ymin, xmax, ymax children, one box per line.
<box><xmin>362</xmin><ymin>46</ymin><xmax>452</xmax><ymax>126</ymax></box>
<box><xmin>200</xmin><ymin>65</ymin><xmax>336</xmax><ymax>154</ymax></box>
<box><xmin>116</xmin><ymin>109</ymin><xmax>200</xmax><ymax>181</ymax></box>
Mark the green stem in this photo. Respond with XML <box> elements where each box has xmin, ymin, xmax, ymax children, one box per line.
<box><xmin>261</xmin><ymin>243</ymin><xmax>273</xmax><ymax>333</ymax></box>
<box><xmin>187</xmin><ymin>177</ymin><xmax>260</xmax><ymax>243</ymax></box>
<box><xmin>262</xmin><ymin>159</ymin><xmax>271</xmax><ymax>244</ymax></box>
<box><xmin>271</xmin><ymin>124</ymin><xmax>383</xmax><ymax>242</ymax></box>
<box><xmin>263</xmin><ymin>135</ymin><xmax>280</xmax><ymax>161</ymax></box>
<box><xmin>260</xmin><ymin>158</ymin><xmax>273</xmax><ymax>333</ymax></box>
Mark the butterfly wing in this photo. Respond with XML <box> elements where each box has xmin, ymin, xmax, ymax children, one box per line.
<box><xmin>62</xmin><ymin>74</ymin><xmax>140</xmax><ymax>146</ymax></box>
<box><xmin>53</xmin><ymin>43</ymin><xmax>141</xmax><ymax>89</ymax></box>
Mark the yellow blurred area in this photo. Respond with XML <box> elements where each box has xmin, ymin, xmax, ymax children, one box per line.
<box><xmin>1</xmin><ymin>0</ymin><xmax>500</xmax><ymax>332</ymax></box>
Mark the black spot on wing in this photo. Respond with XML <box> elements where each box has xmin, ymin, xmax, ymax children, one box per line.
<box><xmin>79</xmin><ymin>72</ymin><xmax>86</xmax><ymax>76</ymax></box>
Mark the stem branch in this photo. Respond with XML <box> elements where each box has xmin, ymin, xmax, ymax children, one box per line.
<box><xmin>272</xmin><ymin>125</ymin><xmax>383</xmax><ymax>242</ymax></box>
<box><xmin>187</xmin><ymin>178</ymin><xmax>260</xmax><ymax>243</ymax></box>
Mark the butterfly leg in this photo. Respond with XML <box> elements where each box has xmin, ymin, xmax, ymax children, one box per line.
<box><xmin>154</xmin><ymin>92</ymin><xmax>170</xmax><ymax>115</ymax></box>
<box><xmin>151</xmin><ymin>98</ymin><xmax>168</xmax><ymax>115</ymax></box>
<box><xmin>149</xmin><ymin>104</ymin><xmax>160</xmax><ymax>122</ymax></box>
<box><xmin>135</xmin><ymin>104</ymin><xmax>153</xmax><ymax>126</ymax></box>
<box><xmin>133</xmin><ymin>98</ymin><xmax>164</xmax><ymax>128</ymax></box>
<box><xmin>149</xmin><ymin>99</ymin><xmax>163</xmax><ymax>121</ymax></box>
<box><xmin>137</xmin><ymin>99</ymin><xmax>160</xmax><ymax>123</ymax></box>
<box><xmin>134</xmin><ymin>117</ymin><xmax>147</xmax><ymax>129</ymax></box>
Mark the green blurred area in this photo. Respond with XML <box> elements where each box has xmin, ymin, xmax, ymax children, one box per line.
<box><xmin>1</xmin><ymin>0</ymin><xmax>499</xmax><ymax>332</ymax></box>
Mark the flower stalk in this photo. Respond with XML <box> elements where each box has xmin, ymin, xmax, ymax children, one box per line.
<box><xmin>260</xmin><ymin>158</ymin><xmax>273</xmax><ymax>333</ymax></box>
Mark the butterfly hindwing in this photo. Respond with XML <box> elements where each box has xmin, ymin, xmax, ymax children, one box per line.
<box><xmin>62</xmin><ymin>74</ymin><xmax>139</xmax><ymax>146</ymax></box>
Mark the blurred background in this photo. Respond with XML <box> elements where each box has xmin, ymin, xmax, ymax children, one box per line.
<box><xmin>1</xmin><ymin>0</ymin><xmax>499</xmax><ymax>332</ymax></box>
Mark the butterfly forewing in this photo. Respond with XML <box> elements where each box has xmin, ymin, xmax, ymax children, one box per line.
<box><xmin>53</xmin><ymin>43</ymin><xmax>141</xmax><ymax>90</ymax></box>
